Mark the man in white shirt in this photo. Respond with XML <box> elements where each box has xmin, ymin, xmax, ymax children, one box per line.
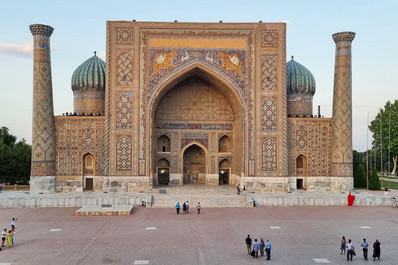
<box><xmin>11</xmin><ymin>218</ymin><xmax>17</xmax><ymax>232</ymax></box>
<box><xmin>1</xmin><ymin>228</ymin><xmax>6</xmax><ymax>247</ymax></box>
<box><xmin>346</xmin><ymin>239</ymin><xmax>355</xmax><ymax>261</ymax></box>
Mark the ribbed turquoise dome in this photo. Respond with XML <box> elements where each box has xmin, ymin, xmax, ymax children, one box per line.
<box><xmin>286</xmin><ymin>57</ymin><xmax>316</xmax><ymax>96</ymax></box>
<box><xmin>71</xmin><ymin>52</ymin><xmax>105</xmax><ymax>92</ymax></box>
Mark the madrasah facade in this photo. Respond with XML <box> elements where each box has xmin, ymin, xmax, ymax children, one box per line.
<box><xmin>28</xmin><ymin>21</ymin><xmax>355</xmax><ymax>193</ymax></box>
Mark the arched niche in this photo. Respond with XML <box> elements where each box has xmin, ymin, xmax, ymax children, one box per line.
<box><xmin>157</xmin><ymin>135</ymin><xmax>170</xmax><ymax>152</ymax></box>
<box><xmin>219</xmin><ymin>135</ymin><xmax>232</xmax><ymax>153</ymax></box>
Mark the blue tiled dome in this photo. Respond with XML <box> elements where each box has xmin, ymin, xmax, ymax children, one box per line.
<box><xmin>71</xmin><ymin>52</ymin><xmax>105</xmax><ymax>92</ymax></box>
<box><xmin>286</xmin><ymin>57</ymin><xmax>316</xmax><ymax>96</ymax></box>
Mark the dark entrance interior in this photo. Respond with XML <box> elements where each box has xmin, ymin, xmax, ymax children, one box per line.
<box><xmin>158</xmin><ymin>168</ymin><xmax>170</xmax><ymax>185</ymax></box>
<box><xmin>296</xmin><ymin>179</ymin><xmax>303</xmax><ymax>190</ymax></box>
<box><xmin>219</xmin><ymin>169</ymin><xmax>229</xmax><ymax>184</ymax></box>
<box><xmin>85</xmin><ymin>178</ymin><xmax>93</xmax><ymax>191</ymax></box>
<box><xmin>183</xmin><ymin>144</ymin><xmax>205</xmax><ymax>184</ymax></box>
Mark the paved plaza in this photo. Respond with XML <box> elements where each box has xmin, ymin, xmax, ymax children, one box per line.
<box><xmin>0</xmin><ymin>206</ymin><xmax>397</xmax><ymax>265</ymax></box>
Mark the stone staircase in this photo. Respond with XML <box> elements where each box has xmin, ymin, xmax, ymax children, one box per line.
<box><xmin>150</xmin><ymin>184</ymin><xmax>252</xmax><ymax>208</ymax></box>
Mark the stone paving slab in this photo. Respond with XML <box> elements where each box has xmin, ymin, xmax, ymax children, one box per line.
<box><xmin>75</xmin><ymin>205</ymin><xmax>134</xmax><ymax>216</ymax></box>
<box><xmin>0</xmin><ymin>207</ymin><xmax>397</xmax><ymax>264</ymax></box>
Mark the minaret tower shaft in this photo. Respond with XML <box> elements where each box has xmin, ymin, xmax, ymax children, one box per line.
<box><xmin>29</xmin><ymin>24</ymin><xmax>56</xmax><ymax>192</ymax></box>
<box><xmin>331</xmin><ymin>31</ymin><xmax>355</xmax><ymax>179</ymax></box>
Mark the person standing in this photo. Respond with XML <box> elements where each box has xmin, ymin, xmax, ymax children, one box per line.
<box><xmin>260</xmin><ymin>238</ymin><xmax>265</xmax><ymax>257</ymax></box>
<box><xmin>346</xmin><ymin>239</ymin><xmax>354</xmax><ymax>261</ymax></box>
<box><xmin>1</xmin><ymin>229</ymin><xmax>6</xmax><ymax>247</ymax></box>
<box><xmin>11</xmin><ymin>218</ymin><xmax>17</xmax><ymax>232</ymax></box>
<box><xmin>372</xmin><ymin>239</ymin><xmax>381</xmax><ymax>260</ymax></box>
<box><xmin>360</xmin><ymin>238</ymin><xmax>369</xmax><ymax>260</ymax></box>
<box><xmin>237</xmin><ymin>185</ymin><xmax>240</xmax><ymax>195</ymax></box>
<box><xmin>242</xmin><ymin>185</ymin><xmax>247</xmax><ymax>196</ymax></box>
<box><xmin>340</xmin><ymin>236</ymin><xmax>347</xmax><ymax>254</ymax></box>
<box><xmin>182</xmin><ymin>202</ymin><xmax>187</xmax><ymax>214</ymax></box>
<box><xmin>186</xmin><ymin>201</ymin><xmax>189</xmax><ymax>213</ymax></box>
<box><xmin>6</xmin><ymin>230</ymin><xmax>13</xmax><ymax>247</ymax></box>
<box><xmin>196</xmin><ymin>202</ymin><xmax>201</xmax><ymax>214</ymax></box>
<box><xmin>245</xmin><ymin>235</ymin><xmax>252</xmax><ymax>255</ymax></box>
<box><xmin>265</xmin><ymin>239</ymin><xmax>272</xmax><ymax>260</ymax></box>
<box><xmin>252</xmin><ymin>239</ymin><xmax>260</xmax><ymax>258</ymax></box>
<box><xmin>176</xmin><ymin>202</ymin><xmax>180</xmax><ymax>214</ymax></box>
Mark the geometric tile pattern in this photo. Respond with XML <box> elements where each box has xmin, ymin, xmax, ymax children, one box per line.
<box><xmin>156</xmin><ymin>78</ymin><xmax>234</xmax><ymax>121</ymax></box>
<box><xmin>116</xmin><ymin>92</ymin><xmax>133</xmax><ymax>128</ymax></box>
<box><xmin>82</xmin><ymin>124</ymin><xmax>95</xmax><ymax>149</ymax></box>
<box><xmin>262</xmin><ymin>97</ymin><xmax>277</xmax><ymax>130</ymax></box>
<box><xmin>116</xmin><ymin>136</ymin><xmax>132</xmax><ymax>171</ymax></box>
<box><xmin>261</xmin><ymin>56</ymin><xmax>277</xmax><ymax>90</ymax></box>
<box><xmin>117</xmin><ymin>27</ymin><xmax>133</xmax><ymax>44</ymax></box>
<box><xmin>117</xmin><ymin>51</ymin><xmax>133</xmax><ymax>86</ymax></box>
<box><xmin>261</xmin><ymin>29</ymin><xmax>278</xmax><ymax>48</ymax></box>
<box><xmin>262</xmin><ymin>138</ymin><xmax>277</xmax><ymax>171</ymax></box>
<box><xmin>296</xmin><ymin>125</ymin><xmax>308</xmax><ymax>150</ymax></box>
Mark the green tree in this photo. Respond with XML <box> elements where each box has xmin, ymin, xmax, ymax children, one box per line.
<box><xmin>0</xmin><ymin>127</ymin><xmax>31</xmax><ymax>184</ymax></box>
<box><xmin>369</xmin><ymin>100</ymin><xmax>398</xmax><ymax>175</ymax></box>
<box><xmin>354</xmin><ymin>164</ymin><xmax>367</xmax><ymax>188</ymax></box>
<box><xmin>369</xmin><ymin>168</ymin><xmax>381</xmax><ymax>190</ymax></box>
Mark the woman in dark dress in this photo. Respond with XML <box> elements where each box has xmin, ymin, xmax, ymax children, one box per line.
<box><xmin>372</xmin><ymin>239</ymin><xmax>381</xmax><ymax>260</ymax></box>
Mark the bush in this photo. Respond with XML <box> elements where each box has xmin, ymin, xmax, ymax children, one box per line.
<box><xmin>354</xmin><ymin>164</ymin><xmax>367</xmax><ymax>188</ymax></box>
<box><xmin>369</xmin><ymin>168</ymin><xmax>381</xmax><ymax>190</ymax></box>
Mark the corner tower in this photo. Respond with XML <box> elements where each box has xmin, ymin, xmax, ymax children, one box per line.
<box><xmin>331</xmin><ymin>31</ymin><xmax>355</xmax><ymax>181</ymax></box>
<box><xmin>29</xmin><ymin>24</ymin><xmax>56</xmax><ymax>192</ymax></box>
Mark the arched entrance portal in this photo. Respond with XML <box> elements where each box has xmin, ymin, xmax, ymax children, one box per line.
<box><xmin>183</xmin><ymin>144</ymin><xmax>206</xmax><ymax>184</ymax></box>
<box><xmin>150</xmin><ymin>65</ymin><xmax>245</xmax><ymax>186</ymax></box>
<box><xmin>83</xmin><ymin>153</ymin><xmax>95</xmax><ymax>191</ymax></box>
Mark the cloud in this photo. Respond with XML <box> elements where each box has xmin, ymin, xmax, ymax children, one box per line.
<box><xmin>97</xmin><ymin>51</ymin><xmax>106</xmax><ymax>59</ymax></box>
<box><xmin>0</xmin><ymin>43</ymin><xmax>33</xmax><ymax>58</ymax></box>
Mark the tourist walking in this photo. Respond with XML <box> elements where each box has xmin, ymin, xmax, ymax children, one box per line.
<box><xmin>372</xmin><ymin>239</ymin><xmax>381</xmax><ymax>260</ymax></box>
<box><xmin>176</xmin><ymin>202</ymin><xmax>180</xmax><ymax>214</ymax></box>
<box><xmin>196</xmin><ymin>202</ymin><xmax>201</xmax><ymax>214</ymax></box>
<box><xmin>237</xmin><ymin>185</ymin><xmax>240</xmax><ymax>195</ymax></box>
<box><xmin>186</xmin><ymin>201</ymin><xmax>189</xmax><ymax>213</ymax></box>
<box><xmin>1</xmin><ymin>229</ymin><xmax>6</xmax><ymax>247</ymax></box>
<box><xmin>245</xmin><ymin>235</ymin><xmax>252</xmax><ymax>255</ymax></box>
<box><xmin>6</xmin><ymin>230</ymin><xmax>13</xmax><ymax>247</ymax></box>
<box><xmin>346</xmin><ymin>239</ymin><xmax>354</xmax><ymax>261</ymax></box>
<box><xmin>260</xmin><ymin>238</ymin><xmax>265</xmax><ymax>257</ymax></box>
<box><xmin>183</xmin><ymin>202</ymin><xmax>187</xmax><ymax>214</ymax></box>
<box><xmin>242</xmin><ymin>185</ymin><xmax>247</xmax><ymax>196</ymax></box>
<box><xmin>11</xmin><ymin>218</ymin><xmax>17</xmax><ymax>232</ymax></box>
<box><xmin>340</xmin><ymin>236</ymin><xmax>346</xmax><ymax>254</ymax></box>
<box><xmin>252</xmin><ymin>239</ymin><xmax>260</xmax><ymax>258</ymax></box>
<box><xmin>360</xmin><ymin>238</ymin><xmax>369</xmax><ymax>260</ymax></box>
<box><xmin>265</xmin><ymin>239</ymin><xmax>272</xmax><ymax>260</ymax></box>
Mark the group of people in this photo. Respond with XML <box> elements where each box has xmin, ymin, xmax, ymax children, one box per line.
<box><xmin>175</xmin><ymin>201</ymin><xmax>201</xmax><ymax>214</ymax></box>
<box><xmin>340</xmin><ymin>236</ymin><xmax>381</xmax><ymax>261</ymax></box>
<box><xmin>1</xmin><ymin>218</ymin><xmax>17</xmax><ymax>250</ymax></box>
<box><xmin>245</xmin><ymin>235</ymin><xmax>272</xmax><ymax>260</ymax></box>
<box><xmin>236</xmin><ymin>185</ymin><xmax>247</xmax><ymax>196</ymax></box>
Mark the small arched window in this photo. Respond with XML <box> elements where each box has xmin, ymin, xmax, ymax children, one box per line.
<box><xmin>157</xmin><ymin>135</ymin><xmax>170</xmax><ymax>152</ymax></box>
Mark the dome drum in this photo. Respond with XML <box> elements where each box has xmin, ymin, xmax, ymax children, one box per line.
<box><xmin>73</xmin><ymin>90</ymin><xmax>105</xmax><ymax>115</ymax></box>
<box><xmin>287</xmin><ymin>95</ymin><xmax>313</xmax><ymax>117</ymax></box>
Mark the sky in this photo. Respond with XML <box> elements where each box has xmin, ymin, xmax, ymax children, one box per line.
<box><xmin>0</xmin><ymin>0</ymin><xmax>397</xmax><ymax>151</ymax></box>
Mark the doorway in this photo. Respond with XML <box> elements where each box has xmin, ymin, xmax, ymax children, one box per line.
<box><xmin>183</xmin><ymin>144</ymin><xmax>205</xmax><ymax>184</ymax></box>
<box><xmin>219</xmin><ymin>169</ymin><xmax>229</xmax><ymax>184</ymax></box>
<box><xmin>83</xmin><ymin>153</ymin><xmax>95</xmax><ymax>191</ymax></box>
<box><xmin>296</xmin><ymin>178</ymin><xmax>303</xmax><ymax>190</ymax></box>
<box><xmin>158</xmin><ymin>168</ymin><xmax>170</xmax><ymax>185</ymax></box>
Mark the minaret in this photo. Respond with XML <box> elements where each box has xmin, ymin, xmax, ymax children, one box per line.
<box><xmin>331</xmin><ymin>31</ymin><xmax>355</xmax><ymax>183</ymax></box>
<box><xmin>29</xmin><ymin>24</ymin><xmax>56</xmax><ymax>193</ymax></box>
